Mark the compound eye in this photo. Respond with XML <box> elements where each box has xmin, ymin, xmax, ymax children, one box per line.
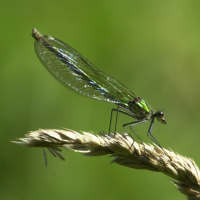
<box><xmin>159</xmin><ymin>111</ymin><xmax>164</xmax><ymax>117</ymax></box>
<box><xmin>156</xmin><ymin>111</ymin><xmax>167</xmax><ymax>124</ymax></box>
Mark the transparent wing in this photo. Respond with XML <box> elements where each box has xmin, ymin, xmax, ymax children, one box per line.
<box><xmin>32</xmin><ymin>29</ymin><xmax>136</xmax><ymax>106</ymax></box>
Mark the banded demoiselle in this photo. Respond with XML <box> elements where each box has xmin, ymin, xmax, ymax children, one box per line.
<box><xmin>32</xmin><ymin>28</ymin><xmax>166</xmax><ymax>148</ymax></box>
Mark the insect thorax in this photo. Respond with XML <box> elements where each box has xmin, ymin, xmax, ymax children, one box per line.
<box><xmin>128</xmin><ymin>97</ymin><xmax>151</xmax><ymax>120</ymax></box>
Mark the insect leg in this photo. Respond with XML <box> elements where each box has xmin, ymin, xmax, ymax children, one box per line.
<box><xmin>109</xmin><ymin>107</ymin><xmax>134</xmax><ymax>134</ymax></box>
<box><xmin>147</xmin><ymin>117</ymin><xmax>163</xmax><ymax>149</ymax></box>
<box><xmin>114</xmin><ymin>105</ymin><xmax>119</xmax><ymax>133</ymax></box>
<box><xmin>123</xmin><ymin>120</ymin><xmax>148</xmax><ymax>143</ymax></box>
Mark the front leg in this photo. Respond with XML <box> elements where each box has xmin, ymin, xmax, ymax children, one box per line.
<box><xmin>147</xmin><ymin>117</ymin><xmax>162</xmax><ymax>149</ymax></box>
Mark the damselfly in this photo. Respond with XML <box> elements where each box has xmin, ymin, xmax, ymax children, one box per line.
<box><xmin>32</xmin><ymin>28</ymin><xmax>166</xmax><ymax>148</ymax></box>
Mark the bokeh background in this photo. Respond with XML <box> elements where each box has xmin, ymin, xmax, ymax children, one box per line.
<box><xmin>1</xmin><ymin>1</ymin><xmax>200</xmax><ymax>199</ymax></box>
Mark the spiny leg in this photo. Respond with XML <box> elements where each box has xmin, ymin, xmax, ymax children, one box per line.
<box><xmin>147</xmin><ymin>117</ymin><xmax>163</xmax><ymax>149</ymax></box>
<box><xmin>114</xmin><ymin>105</ymin><xmax>119</xmax><ymax>134</ymax></box>
<box><xmin>123</xmin><ymin>120</ymin><xmax>148</xmax><ymax>154</ymax></box>
<box><xmin>108</xmin><ymin>108</ymin><xmax>115</xmax><ymax>134</ymax></box>
<box><xmin>109</xmin><ymin>106</ymin><xmax>134</xmax><ymax>135</ymax></box>
<box><xmin>124</xmin><ymin>120</ymin><xmax>148</xmax><ymax>143</ymax></box>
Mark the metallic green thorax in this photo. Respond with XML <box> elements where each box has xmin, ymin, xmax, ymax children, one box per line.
<box><xmin>137</xmin><ymin>99</ymin><xmax>150</xmax><ymax>112</ymax></box>
<box><xmin>127</xmin><ymin>97</ymin><xmax>151</xmax><ymax>121</ymax></box>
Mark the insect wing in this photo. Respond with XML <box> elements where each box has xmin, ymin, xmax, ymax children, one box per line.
<box><xmin>34</xmin><ymin>31</ymin><xmax>136</xmax><ymax>106</ymax></box>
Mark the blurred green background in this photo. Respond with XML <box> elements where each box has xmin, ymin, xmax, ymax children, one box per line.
<box><xmin>1</xmin><ymin>0</ymin><xmax>200</xmax><ymax>199</ymax></box>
